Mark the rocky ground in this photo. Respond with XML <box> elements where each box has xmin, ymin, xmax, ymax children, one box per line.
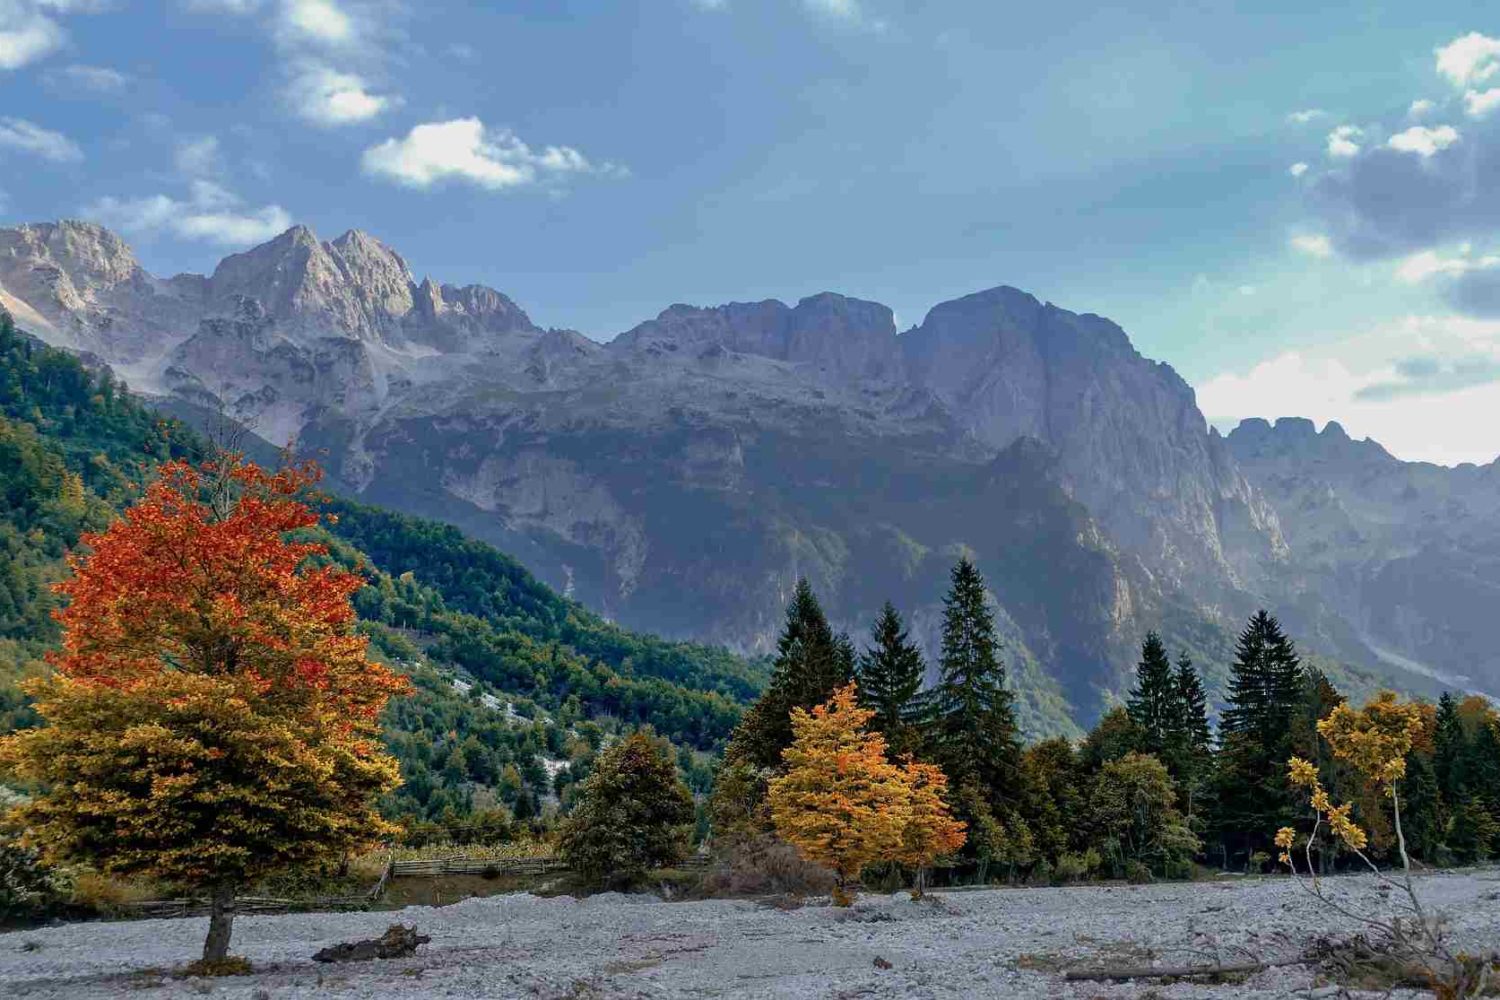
<box><xmin>2</xmin><ymin>869</ymin><xmax>1497</xmax><ymax>998</ymax></box>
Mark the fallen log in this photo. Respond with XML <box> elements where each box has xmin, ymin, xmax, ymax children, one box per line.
<box><xmin>313</xmin><ymin>924</ymin><xmax>431</xmax><ymax>963</ymax></box>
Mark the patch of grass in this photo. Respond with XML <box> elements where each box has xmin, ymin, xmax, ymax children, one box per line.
<box><xmin>178</xmin><ymin>956</ymin><xmax>252</xmax><ymax>978</ymax></box>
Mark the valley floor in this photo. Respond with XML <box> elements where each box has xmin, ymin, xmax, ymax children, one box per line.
<box><xmin>2</xmin><ymin>869</ymin><xmax>1498</xmax><ymax>998</ymax></box>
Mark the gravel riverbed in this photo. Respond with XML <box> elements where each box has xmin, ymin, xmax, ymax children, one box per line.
<box><xmin>3</xmin><ymin>869</ymin><xmax>1497</xmax><ymax>998</ymax></box>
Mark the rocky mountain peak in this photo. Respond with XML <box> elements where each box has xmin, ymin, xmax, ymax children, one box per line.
<box><xmin>1227</xmin><ymin>416</ymin><xmax>1396</xmax><ymax>470</ymax></box>
<box><xmin>0</xmin><ymin>219</ymin><xmax>143</xmax><ymax>289</ymax></box>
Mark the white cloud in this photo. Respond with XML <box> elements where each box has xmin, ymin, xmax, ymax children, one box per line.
<box><xmin>0</xmin><ymin>1</ymin><xmax>68</xmax><ymax>70</ymax></box>
<box><xmin>1198</xmin><ymin>314</ymin><xmax>1500</xmax><ymax>465</ymax></box>
<box><xmin>87</xmin><ymin>179</ymin><xmax>292</xmax><ymax>246</ymax></box>
<box><xmin>689</xmin><ymin>0</ymin><xmax>728</xmax><ymax>8</ymax></box>
<box><xmin>1286</xmin><ymin>108</ymin><xmax>1325</xmax><ymax>124</ymax></box>
<box><xmin>1463</xmin><ymin>87</ymin><xmax>1500</xmax><ymax>118</ymax></box>
<box><xmin>1237</xmin><ymin>284</ymin><xmax>1257</xmax><ymax>296</ymax></box>
<box><xmin>1326</xmin><ymin>124</ymin><xmax>1362</xmax><ymax>158</ymax></box>
<box><xmin>47</xmin><ymin>62</ymin><xmax>128</xmax><ymax>91</ymax></box>
<box><xmin>278</xmin><ymin>0</ymin><xmax>354</xmax><ymax>46</ymax></box>
<box><xmin>287</xmin><ymin>63</ymin><xmax>390</xmax><ymax>124</ymax></box>
<box><xmin>1288</xmin><ymin>161</ymin><xmax>1309</xmax><ymax>178</ymax></box>
<box><xmin>1386</xmin><ymin>123</ymin><xmax>1460</xmax><ymax>157</ymax></box>
<box><xmin>1408</xmin><ymin>98</ymin><xmax>1436</xmax><ymax>118</ymax></box>
<box><xmin>362</xmin><ymin>118</ymin><xmax>620</xmax><ymax>191</ymax></box>
<box><xmin>0</xmin><ymin>116</ymin><xmax>82</xmax><ymax>162</ymax></box>
<box><xmin>1290</xmin><ymin>233</ymin><xmax>1333</xmax><ymax>258</ymax></box>
<box><xmin>1435</xmin><ymin>32</ymin><xmax>1500</xmax><ymax>88</ymax></box>
<box><xmin>1394</xmin><ymin>247</ymin><xmax>1500</xmax><ymax>284</ymax></box>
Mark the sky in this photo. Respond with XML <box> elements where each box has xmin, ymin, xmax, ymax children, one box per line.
<box><xmin>2</xmin><ymin>1</ymin><xmax>1500</xmax><ymax>464</ymax></box>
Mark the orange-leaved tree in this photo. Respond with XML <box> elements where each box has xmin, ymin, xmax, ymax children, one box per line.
<box><xmin>0</xmin><ymin>455</ymin><xmax>407</xmax><ymax>968</ymax></box>
<box><xmin>895</xmin><ymin>758</ymin><xmax>966</xmax><ymax>898</ymax></box>
<box><xmin>768</xmin><ymin>683</ymin><xmax>912</xmax><ymax>905</ymax></box>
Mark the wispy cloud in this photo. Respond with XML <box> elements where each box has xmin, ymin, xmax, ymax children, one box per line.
<box><xmin>1287</xmin><ymin>108</ymin><xmax>1326</xmax><ymax>124</ymax></box>
<box><xmin>1290</xmin><ymin>233</ymin><xmax>1332</xmax><ymax>258</ymax></box>
<box><xmin>45</xmin><ymin>63</ymin><xmax>129</xmax><ymax>93</ymax></box>
<box><xmin>87</xmin><ymin>179</ymin><xmax>292</xmax><ymax>246</ymax></box>
<box><xmin>0</xmin><ymin>117</ymin><xmax>83</xmax><ymax>162</ymax></box>
<box><xmin>361</xmin><ymin>117</ymin><xmax>623</xmax><ymax>192</ymax></box>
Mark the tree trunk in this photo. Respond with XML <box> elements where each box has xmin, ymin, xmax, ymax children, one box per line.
<box><xmin>202</xmin><ymin>884</ymin><xmax>236</xmax><ymax>963</ymax></box>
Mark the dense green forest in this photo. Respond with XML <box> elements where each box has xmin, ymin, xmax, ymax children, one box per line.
<box><xmin>0</xmin><ymin>310</ymin><xmax>758</xmax><ymax>828</ymax></box>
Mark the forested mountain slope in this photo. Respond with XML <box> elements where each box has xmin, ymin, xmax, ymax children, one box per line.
<box><xmin>0</xmin><ymin>309</ymin><xmax>762</xmax><ymax>821</ymax></box>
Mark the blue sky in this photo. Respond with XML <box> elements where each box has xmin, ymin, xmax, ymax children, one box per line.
<box><xmin>2</xmin><ymin>1</ymin><xmax>1500</xmax><ymax>463</ymax></box>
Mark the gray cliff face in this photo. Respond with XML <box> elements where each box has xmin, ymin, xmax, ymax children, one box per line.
<box><xmin>902</xmin><ymin>287</ymin><xmax>1285</xmax><ymax>589</ymax></box>
<box><xmin>3</xmin><ymin>219</ymin><xmax>1483</xmax><ymax>728</ymax></box>
<box><xmin>1227</xmin><ymin>417</ymin><xmax>1500</xmax><ymax>693</ymax></box>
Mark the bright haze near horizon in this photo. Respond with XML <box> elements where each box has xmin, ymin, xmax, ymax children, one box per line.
<box><xmin>2</xmin><ymin>1</ymin><xmax>1499</xmax><ymax>465</ymax></box>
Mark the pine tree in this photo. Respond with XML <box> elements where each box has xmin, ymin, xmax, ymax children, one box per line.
<box><xmin>928</xmin><ymin>557</ymin><xmax>1023</xmax><ymax>859</ymax></box>
<box><xmin>1173</xmin><ymin>654</ymin><xmax>1212</xmax><ymax>756</ymax></box>
<box><xmin>1213</xmin><ymin>610</ymin><xmax>1304</xmax><ymax>865</ymax></box>
<box><xmin>1168</xmin><ymin>653</ymin><xmax>1213</xmax><ymax>822</ymax></box>
<box><xmin>856</xmin><ymin>601</ymin><xmax>927</xmax><ymax>755</ymax></box>
<box><xmin>1127</xmin><ymin>633</ymin><xmax>1177</xmax><ymax>758</ymax></box>
<box><xmin>1433</xmin><ymin>692</ymin><xmax>1467</xmax><ymax>802</ymax></box>
<box><xmin>723</xmin><ymin>579</ymin><xmax>855</xmax><ymax>772</ymax></box>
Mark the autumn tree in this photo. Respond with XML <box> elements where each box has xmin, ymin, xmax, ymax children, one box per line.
<box><xmin>558</xmin><ymin>729</ymin><xmax>695</xmax><ymax>888</ymax></box>
<box><xmin>0</xmin><ymin>456</ymin><xmax>406</xmax><ymax>968</ymax></box>
<box><xmin>768</xmin><ymin>684</ymin><xmax>911</xmax><ymax>905</ymax></box>
<box><xmin>711</xmin><ymin>580</ymin><xmax>854</xmax><ymax>838</ymax></box>
<box><xmin>895</xmin><ymin>758</ymin><xmax>966</xmax><ymax>898</ymax></box>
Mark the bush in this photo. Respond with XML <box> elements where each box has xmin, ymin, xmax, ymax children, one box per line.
<box><xmin>1052</xmin><ymin>849</ymin><xmax>1100</xmax><ymax>884</ymax></box>
<box><xmin>69</xmin><ymin>871</ymin><xmax>154</xmax><ymax>915</ymax></box>
<box><xmin>0</xmin><ymin>839</ymin><xmax>68</xmax><ymax>922</ymax></box>
<box><xmin>703</xmin><ymin>834</ymin><xmax>836</xmax><ymax>898</ymax></box>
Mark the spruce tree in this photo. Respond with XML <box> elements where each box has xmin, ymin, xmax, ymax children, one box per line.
<box><xmin>1168</xmin><ymin>653</ymin><xmax>1212</xmax><ymax>822</ymax></box>
<box><xmin>930</xmin><ymin>558</ymin><xmax>1021</xmax><ymax>808</ymax></box>
<box><xmin>1433</xmin><ymin>692</ymin><xmax>1467</xmax><ymax>801</ymax></box>
<box><xmin>1127</xmin><ymin>633</ymin><xmax>1177</xmax><ymax>758</ymax></box>
<box><xmin>1173</xmin><ymin>654</ymin><xmax>1212</xmax><ymax>757</ymax></box>
<box><xmin>856</xmin><ymin>601</ymin><xmax>927</xmax><ymax>755</ymax></box>
<box><xmin>1214</xmin><ymin>610</ymin><xmax>1304</xmax><ymax>865</ymax></box>
<box><xmin>721</xmin><ymin>578</ymin><xmax>855</xmax><ymax>772</ymax></box>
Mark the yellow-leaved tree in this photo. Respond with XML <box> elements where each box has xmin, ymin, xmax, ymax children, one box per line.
<box><xmin>769</xmin><ymin>683</ymin><xmax>965</xmax><ymax>905</ymax></box>
<box><xmin>0</xmin><ymin>456</ymin><xmax>407</xmax><ymax>971</ymax></box>
<box><xmin>1279</xmin><ymin>691</ymin><xmax>1494</xmax><ymax>997</ymax></box>
<box><xmin>894</xmin><ymin>758</ymin><xmax>966</xmax><ymax>898</ymax></box>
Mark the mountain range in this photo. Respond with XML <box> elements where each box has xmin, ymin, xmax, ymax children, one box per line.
<box><xmin>3</xmin><ymin>218</ymin><xmax>1495</xmax><ymax>734</ymax></box>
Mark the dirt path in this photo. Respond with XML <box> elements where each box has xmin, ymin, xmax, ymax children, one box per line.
<box><xmin>3</xmin><ymin>869</ymin><xmax>1496</xmax><ymax>998</ymax></box>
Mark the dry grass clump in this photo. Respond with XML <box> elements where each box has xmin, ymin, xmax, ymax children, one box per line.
<box><xmin>702</xmin><ymin>834</ymin><xmax>835</xmax><ymax>899</ymax></box>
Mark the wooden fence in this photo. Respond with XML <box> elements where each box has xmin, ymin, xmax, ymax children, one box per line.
<box><xmin>121</xmin><ymin>852</ymin><xmax>714</xmax><ymax>918</ymax></box>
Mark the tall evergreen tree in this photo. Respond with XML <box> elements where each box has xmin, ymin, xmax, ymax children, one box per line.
<box><xmin>1213</xmin><ymin>610</ymin><xmax>1304</xmax><ymax>865</ymax></box>
<box><xmin>1173</xmin><ymin>654</ymin><xmax>1212</xmax><ymax>757</ymax></box>
<box><xmin>720</xmin><ymin>579</ymin><xmax>855</xmax><ymax>772</ymax></box>
<box><xmin>1127</xmin><ymin>633</ymin><xmax>1177</xmax><ymax>758</ymax></box>
<box><xmin>929</xmin><ymin>557</ymin><xmax>1022</xmax><ymax>812</ymax></box>
<box><xmin>1433</xmin><ymin>692</ymin><xmax>1467</xmax><ymax>802</ymax></box>
<box><xmin>856</xmin><ymin>601</ymin><xmax>927</xmax><ymax>755</ymax></box>
<box><xmin>1167</xmin><ymin>653</ymin><xmax>1213</xmax><ymax>822</ymax></box>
